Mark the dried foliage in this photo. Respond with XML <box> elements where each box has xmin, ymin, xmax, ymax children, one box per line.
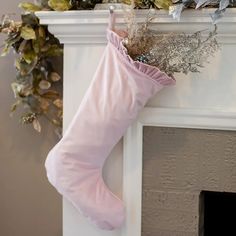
<box><xmin>123</xmin><ymin>10</ymin><xmax>220</xmax><ymax>76</ymax></box>
<box><xmin>0</xmin><ymin>0</ymin><xmax>105</xmax><ymax>135</ymax></box>
<box><xmin>0</xmin><ymin>2</ymin><xmax>63</xmax><ymax>134</ymax></box>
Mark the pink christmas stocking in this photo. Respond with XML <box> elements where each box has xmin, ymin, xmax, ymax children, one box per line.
<box><xmin>45</xmin><ymin>14</ymin><xmax>175</xmax><ymax>231</ymax></box>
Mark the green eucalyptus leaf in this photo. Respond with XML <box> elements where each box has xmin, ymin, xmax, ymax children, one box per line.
<box><xmin>41</xmin><ymin>43</ymin><xmax>51</xmax><ymax>52</ymax></box>
<box><xmin>20</xmin><ymin>25</ymin><xmax>36</xmax><ymax>40</ymax></box>
<box><xmin>38</xmin><ymin>26</ymin><xmax>46</xmax><ymax>47</ymax></box>
<box><xmin>1</xmin><ymin>45</ymin><xmax>11</xmax><ymax>56</ymax></box>
<box><xmin>154</xmin><ymin>0</ymin><xmax>172</xmax><ymax>9</ymax></box>
<box><xmin>38</xmin><ymin>26</ymin><xmax>46</xmax><ymax>39</ymax></box>
<box><xmin>6</xmin><ymin>33</ymin><xmax>21</xmax><ymax>45</ymax></box>
<box><xmin>11</xmin><ymin>82</ymin><xmax>21</xmax><ymax>97</ymax></box>
<box><xmin>39</xmin><ymin>80</ymin><xmax>51</xmax><ymax>90</ymax></box>
<box><xmin>18</xmin><ymin>39</ymin><xmax>28</xmax><ymax>53</ymax></box>
<box><xmin>11</xmin><ymin>82</ymin><xmax>32</xmax><ymax>98</ymax></box>
<box><xmin>15</xmin><ymin>71</ymin><xmax>31</xmax><ymax>83</ymax></box>
<box><xmin>49</xmin><ymin>72</ymin><xmax>61</xmax><ymax>82</ymax></box>
<box><xmin>11</xmin><ymin>100</ymin><xmax>21</xmax><ymax>113</ymax></box>
<box><xmin>32</xmin><ymin>69</ymin><xmax>43</xmax><ymax>88</ymax></box>
<box><xmin>22</xmin><ymin>50</ymin><xmax>37</xmax><ymax>64</ymax></box>
<box><xmin>15</xmin><ymin>58</ymin><xmax>21</xmax><ymax>70</ymax></box>
<box><xmin>33</xmin><ymin>118</ymin><xmax>41</xmax><ymax>132</ymax></box>
<box><xmin>38</xmin><ymin>97</ymin><xmax>50</xmax><ymax>111</ymax></box>
<box><xmin>32</xmin><ymin>39</ymin><xmax>40</xmax><ymax>53</ymax></box>
<box><xmin>43</xmin><ymin>44</ymin><xmax>63</xmax><ymax>57</ymax></box>
<box><xmin>21</xmin><ymin>13</ymin><xmax>38</xmax><ymax>25</ymax></box>
<box><xmin>41</xmin><ymin>90</ymin><xmax>59</xmax><ymax>99</ymax></box>
<box><xmin>2</xmin><ymin>34</ymin><xmax>22</xmax><ymax>54</ymax></box>
<box><xmin>53</xmin><ymin>98</ymin><xmax>62</xmax><ymax>108</ymax></box>
<box><xmin>19</xmin><ymin>2</ymin><xmax>42</xmax><ymax>12</ymax></box>
<box><xmin>35</xmin><ymin>0</ymin><xmax>50</xmax><ymax>8</ymax></box>
<box><xmin>18</xmin><ymin>59</ymin><xmax>37</xmax><ymax>75</ymax></box>
<box><xmin>48</xmin><ymin>0</ymin><xmax>72</xmax><ymax>11</ymax></box>
<box><xmin>39</xmin><ymin>37</ymin><xmax>46</xmax><ymax>48</ymax></box>
<box><xmin>52</xmin><ymin>119</ymin><xmax>61</xmax><ymax>126</ymax></box>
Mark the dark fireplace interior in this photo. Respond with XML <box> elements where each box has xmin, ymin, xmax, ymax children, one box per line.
<box><xmin>203</xmin><ymin>191</ymin><xmax>236</xmax><ymax>236</ymax></box>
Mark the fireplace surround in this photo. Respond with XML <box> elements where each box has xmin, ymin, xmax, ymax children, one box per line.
<box><xmin>142</xmin><ymin>126</ymin><xmax>236</xmax><ymax>236</ymax></box>
<box><xmin>36</xmin><ymin>9</ymin><xmax>236</xmax><ymax>236</ymax></box>
<box><xmin>123</xmin><ymin>108</ymin><xmax>236</xmax><ymax>236</ymax></box>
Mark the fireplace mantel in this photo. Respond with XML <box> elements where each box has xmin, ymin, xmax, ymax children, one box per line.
<box><xmin>36</xmin><ymin>9</ymin><xmax>236</xmax><ymax>44</ymax></box>
<box><xmin>36</xmin><ymin>9</ymin><xmax>236</xmax><ymax>236</ymax></box>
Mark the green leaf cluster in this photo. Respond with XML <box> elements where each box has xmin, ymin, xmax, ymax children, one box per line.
<box><xmin>48</xmin><ymin>0</ymin><xmax>72</xmax><ymax>11</ymax></box>
<box><xmin>122</xmin><ymin>0</ymin><xmax>172</xmax><ymax>10</ymax></box>
<box><xmin>0</xmin><ymin>0</ymin><xmax>104</xmax><ymax>134</ymax></box>
<box><xmin>0</xmin><ymin>1</ymin><xmax>63</xmax><ymax>133</ymax></box>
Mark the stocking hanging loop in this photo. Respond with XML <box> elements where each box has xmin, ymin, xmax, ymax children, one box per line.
<box><xmin>109</xmin><ymin>5</ymin><xmax>114</xmax><ymax>14</ymax></box>
<box><xmin>108</xmin><ymin>6</ymin><xmax>116</xmax><ymax>31</ymax></box>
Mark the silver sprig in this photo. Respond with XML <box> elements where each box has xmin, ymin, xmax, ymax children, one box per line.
<box><xmin>123</xmin><ymin>10</ymin><xmax>220</xmax><ymax>76</ymax></box>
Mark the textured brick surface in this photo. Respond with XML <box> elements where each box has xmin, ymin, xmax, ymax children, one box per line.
<box><xmin>142</xmin><ymin>127</ymin><xmax>236</xmax><ymax>235</ymax></box>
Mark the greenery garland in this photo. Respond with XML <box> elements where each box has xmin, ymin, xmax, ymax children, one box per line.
<box><xmin>1</xmin><ymin>1</ymin><xmax>62</xmax><ymax>134</ymax></box>
<box><xmin>0</xmin><ymin>0</ymin><xmax>235</xmax><ymax>135</ymax></box>
<box><xmin>0</xmin><ymin>0</ymin><xmax>104</xmax><ymax>135</ymax></box>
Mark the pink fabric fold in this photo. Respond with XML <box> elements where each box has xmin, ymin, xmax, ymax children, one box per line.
<box><xmin>107</xmin><ymin>29</ymin><xmax>175</xmax><ymax>86</ymax></box>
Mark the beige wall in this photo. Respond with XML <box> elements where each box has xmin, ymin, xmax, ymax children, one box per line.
<box><xmin>0</xmin><ymin>1</ymin><xmax>62</xmax><ymax>236</ymax></box>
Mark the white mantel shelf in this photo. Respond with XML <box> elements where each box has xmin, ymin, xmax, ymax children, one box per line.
<box><xmin>36</xmin><ymin>9</ymin><xmax>236</xmax><ymax>44</ymax></box>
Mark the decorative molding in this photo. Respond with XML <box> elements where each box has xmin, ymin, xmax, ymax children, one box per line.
<box><xmin>122</xmin><ymin>121</ymin><xmax>143</xmax><ymax>236</ymax></box>
<box><xmin>36</xmin><ymin>9</ymin><xmax>236</xmax><ymax>44</ymax></box>
<box><xmin>122</xmin><ymin>107</ymin><xmax>236</xmax><ymax>236</ymax></box>
<box><xmin>139</xmin><ymin>107</ymin><xmax>236</xmax><ymax>131</ymax></box>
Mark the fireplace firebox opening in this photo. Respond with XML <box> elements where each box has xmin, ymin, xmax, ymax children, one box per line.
<box><xmin>202</xmin><ymin>191</ymin><xmax>236</xmax><ymax>236</ymax></box>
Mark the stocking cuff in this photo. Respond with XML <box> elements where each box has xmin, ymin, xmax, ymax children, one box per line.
<box><xmin>106</xmin><ymin>29</ymin><xmax>176</xmax><ymax>87</ymax></box>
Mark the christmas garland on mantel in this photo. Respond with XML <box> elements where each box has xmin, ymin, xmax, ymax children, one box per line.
<box><xmin>0</xmin><ymin>0</ymin><xmax>234</xmax><ymax>135</ymax></box>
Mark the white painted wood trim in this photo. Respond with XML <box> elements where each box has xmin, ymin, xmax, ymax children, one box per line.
<box><xmin>139</xmin><ymin>107</ymin><xmax>236</xmax><ymax>131</ymax></box>
<box><xmin>122</xmin><ymin>107</ymin><xmax>236</xmax><ymax>236</ymax></box>
<box><xmin>36</xmin><ymin>9</ymin><xmax>236</xmax><ymax>44</ymax></box>
<box><xmin>122</xmin><ymin>121</ymin><xmax>143</xmax><ymax>236</ymax></box>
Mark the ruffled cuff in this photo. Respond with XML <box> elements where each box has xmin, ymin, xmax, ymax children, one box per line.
<box><xmin>106</xmin><ymin>28</ymin><xmax>176</xmax><ymax>87</ymax></box>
